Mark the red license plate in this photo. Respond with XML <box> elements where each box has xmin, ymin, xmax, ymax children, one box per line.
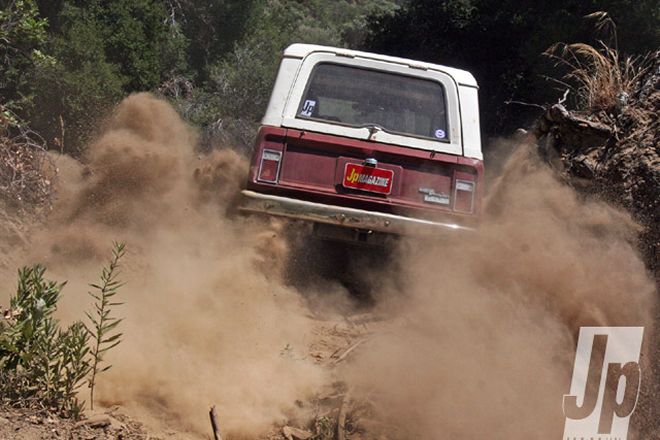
<box><xmin>342</xmin><ymin>163</ymin><xmax>394</xmax><ymax>194</ymax></box>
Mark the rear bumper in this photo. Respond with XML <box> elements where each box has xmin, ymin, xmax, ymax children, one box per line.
<box><xmin>239</xmin><ymin>190</ymin><xmax>475</xmax><ymax>235</ymax></box>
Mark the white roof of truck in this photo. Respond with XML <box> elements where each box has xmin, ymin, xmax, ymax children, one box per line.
<box><xmin>284</xmin><ymin>43</ymin><xmax>478</xmax><ymax>88</ymax></box>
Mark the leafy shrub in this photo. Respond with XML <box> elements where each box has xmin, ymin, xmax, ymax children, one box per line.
<box><xmin>25</xmin><ymin>26</ymin><xmax>125</xmax><ymax>156</ymax></box>
<box><xmin>0</xmin><ymin>265</ymin><xmax>89</xmax><ymax>416</ymax></box>
<box><xmin>86</xmin><ymin>242</ymin><xmax>126</xmax><ymax>410</ymax></box>
<box><xmin>3</xmin><ymin>0</ymin><xmax>189</xmax><ymax>154</ymax></box>
<box><xmin>204</xmin><ymin>0</ymin><xmax>399</xmax><ymax>124</ymax></box>
<box><xmin>0</xmin><ymin>243</ymin><xmax>126</xmax><ymax>417</ymax></box>
<box><xmin>0</xmin><ymin>0</ymin><xmax>53</xmax><ymax>115</ymax></box>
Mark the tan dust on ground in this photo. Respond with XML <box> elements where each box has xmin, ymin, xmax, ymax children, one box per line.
<box><xmin>0</xmin><ymin>94</ymin><xmax>655</xmax><ymax>439</ymax></box>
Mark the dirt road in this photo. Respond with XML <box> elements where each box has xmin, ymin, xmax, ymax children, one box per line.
<box><xmin>0</xmin><ymin>93</ymin><xmax>656</xmax><ymax>439</ymax></box>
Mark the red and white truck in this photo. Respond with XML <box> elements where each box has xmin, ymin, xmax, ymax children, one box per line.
<box><xmin>240</xmin><ymin>44</ymin><xmax>483</xmax><ymax>245</ymax></box>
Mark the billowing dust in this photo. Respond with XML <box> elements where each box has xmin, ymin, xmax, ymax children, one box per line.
<box><xmin>1</xmin><ymin>93</ymin><xmax>327</xmax><ymax>437</ymax></box>
<box><xmin>0</xmin><ymin>93</ymin><xmax>655</xmax><ymax>439</ymax></box>
<box><xmin>343</xmin><ymin>145</ymin><xmax>655</xmax><ymax>438</ymax></box>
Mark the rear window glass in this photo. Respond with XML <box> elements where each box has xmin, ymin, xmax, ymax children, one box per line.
<box><xmin>297</xmin><ymin>63</ymin><xmax>448</xmax><ymax>141</ymax></box>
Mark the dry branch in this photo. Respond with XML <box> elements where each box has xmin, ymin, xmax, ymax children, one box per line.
<box><xmin>209</xmin><ymin>405</ymin><xmax>223</xmax><ymax>440</ymax></box>
<box><xmin>0</xmin><ymin>107</ymin><xmax>54</xmax><ymax>211</ymax></box>
<box><xmin>337</xmin><ymin>393</ymin><xmax>350</xmax><ymax>440</ymax></box>
<box><xmin>332</xmin><ymin>338</ymin><xmax>368</xmax><ymax>365</ymax></box>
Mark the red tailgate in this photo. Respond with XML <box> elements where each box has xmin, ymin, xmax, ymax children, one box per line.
<box><xmin>247</xmin><ymin>126</ymin><xmax>483</xmax><ymax>220</ymax></box>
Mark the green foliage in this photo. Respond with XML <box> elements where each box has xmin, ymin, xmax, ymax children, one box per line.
<box><xmin>195</xmin><ymin>0</ymin><xmax>399</xmax><ymax>125</ymax></box>
<box><xmin>0</xmin><ymin>265</ymin><xmax>64</xmax><ymax>371</ymax></box>
<box><xmin>3</xmin><ymin>0</ymin><xmax>189</xmax><ymax>154</ymax></box>
<box><xmin>212</xmin><ymin>0</ymin><xmax>345</xmax><ymax>120</ymax></box>
<box><xmin>5</xmin><ymin>0</ymin><xmax>655</xmax><ymax>149</ymax></box>
<box><xmin>2</xmin><ymin>0</ymin><xmax>399</xmax><ymax>149</ymax></box>
<box><xmin>26</xmin><ymin>12</ymin><xmax>125</xmax><ymax>155</ymax></box>
<box><xmin>0</xmin><ymin>244</ymin><xmax>126</xmax><ymax>417</ymax></box>
<box><xmin>86</xmin><ymin>242</ymin><xmax>125</xmax><ymax>410</ymax></box>
<box><xmin>175</xmin><ymin>0</ymin><xmax>258</xmax><ymax>81</ymax></box>
<box><xmin>40</xmin><ymin>0</ymin><xmax>187</xmax><ymax>91</ymax></box>
<box><xmin>90</xmin><ymin>0</ymin><xmax>186</xmax><ymax>91</ymax></box>
<box><xmin>0</xmin><ymin>265</ymin><xmax>90</xmax><ymax>415</ymax></box>
<box><xmin>0</xmin><ymin>0</ymin><xmax>54</xmax><ymax>114</ymax></box>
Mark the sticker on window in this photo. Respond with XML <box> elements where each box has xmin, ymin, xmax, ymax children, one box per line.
<box><xmin>434</xmin><ymin>129</ymin><xmax>446</xmax><ymax>139</ymax></box>
<box><xmin>300</xmin><ymin>100</ymin><xmax>316</xmax><ymax>117</ymax></box>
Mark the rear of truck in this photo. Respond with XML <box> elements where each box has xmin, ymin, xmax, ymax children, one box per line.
<box><xmin>240</xmin><ymin>44</ymin><xmax>484</xmax><ymax>243</ymax></box>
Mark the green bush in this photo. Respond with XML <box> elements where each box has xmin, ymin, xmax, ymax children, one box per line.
<box><xmin>26</xmin><ymin>39</ymin><xmax>124</xmax><ymax>156</ymax></box>
<box><xmin>0</xmin><ymin>243</ymin><xmax>126</xmax><ymax>417</ymax></box>
<box><xmin>0</xmin><ymin>0</ymin><xmax>53</xmax><ymax>115</ymax></box>
<box><xmin>4</xmin><ymin>0</ymin><xmax>189</xmax><ymax>154</ymax></box>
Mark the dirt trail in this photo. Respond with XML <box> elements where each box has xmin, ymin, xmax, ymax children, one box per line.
<box><xmin>2</xmin><ymin>93</ymin><xmax>328</xmax><ymax>437</ymax></box>
<box><xmin>0</xmin><ymin>93</ymin><xmax>656</xmax><ymax>439</ymax></box>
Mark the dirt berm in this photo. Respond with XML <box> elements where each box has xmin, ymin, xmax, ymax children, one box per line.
<box><xmin>534</xmin><ymin>50</ymin><xmax>659</xmax><ymax>279</ymax></box>
<box><xmin>533</xmin><ymin>49</ymin><xmax>659</xmax><ymax>438</ymax></box>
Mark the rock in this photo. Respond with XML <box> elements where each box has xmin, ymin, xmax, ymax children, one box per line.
<box><xmin>568</xmin><ymin>154</ymin><xmax>596</xmax><ymax>179</ymax></box>
<box><xmin>514</xmin><ymin>128</ymin><xmax>528</xmax><ymax>139</ymax></box>
<box><xmin>108</xmin><ymin>415</ymin><xmax>127</xmax><ymax>430</ymax></box>
<box><xmin>0</xmin><ymin>416</ymin><xmax>9</xmax><ymax>425</ymax></box>
<box><xmin>76</xmin><ymin>414</ymin><xmax>111</xmax><ymax>429</ymax></box>
<box><xmin>282</xmin><ymin>426</ymin><xmax>314</xmax><ymax>440</ymax></box>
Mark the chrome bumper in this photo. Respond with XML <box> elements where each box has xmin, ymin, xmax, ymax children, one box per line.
<box><xmin>239</xmin><ymin>190</ymin><xmax>474</xmax><ymax>235</ymax></box>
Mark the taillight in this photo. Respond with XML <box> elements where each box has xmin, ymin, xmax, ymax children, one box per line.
<box><xmin>453</xmin><ymin>180</ymin><xmax>475</xmax><ymax>213</ymax></box>
<box><xmin>258</xmin><ymin>149</ymin><xmax>282</xmax><ymax>183</ymax></box>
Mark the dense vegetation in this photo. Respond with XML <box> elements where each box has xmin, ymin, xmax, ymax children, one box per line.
<box><xmin>0</xmin><ymin>0</ymin><xmax>399</xmax><ymax>153</ymax></box>
<box><xmin>0</xmin><ymin>0</ymin><xmax>658</xmax><ymax>153</ymax></box>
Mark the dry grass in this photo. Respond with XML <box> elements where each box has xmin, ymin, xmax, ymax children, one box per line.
<box><xmin>544</xmin><ymin>12</ymin><xmax>648</xmax><ymax>113</ymax></box>
<box><xmin>545</xmin><ymin>42</ymin><xmax>647</xmax><ymax>113</ymax></box>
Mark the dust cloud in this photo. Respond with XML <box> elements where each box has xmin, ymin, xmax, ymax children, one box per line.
<box><xmin>342</xmin><ymin>145</ymin><xmax>655</xmax><ymax>438</ymax></box>
<box><xmin>1</xmin><ymin>93</ymin><xmax>327</xmax><ymax>437</ymax></box>
<box><xmin>0</xmin><ymin>93</ymin><xmax>655</xmax><ymax>439</ymax></box>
